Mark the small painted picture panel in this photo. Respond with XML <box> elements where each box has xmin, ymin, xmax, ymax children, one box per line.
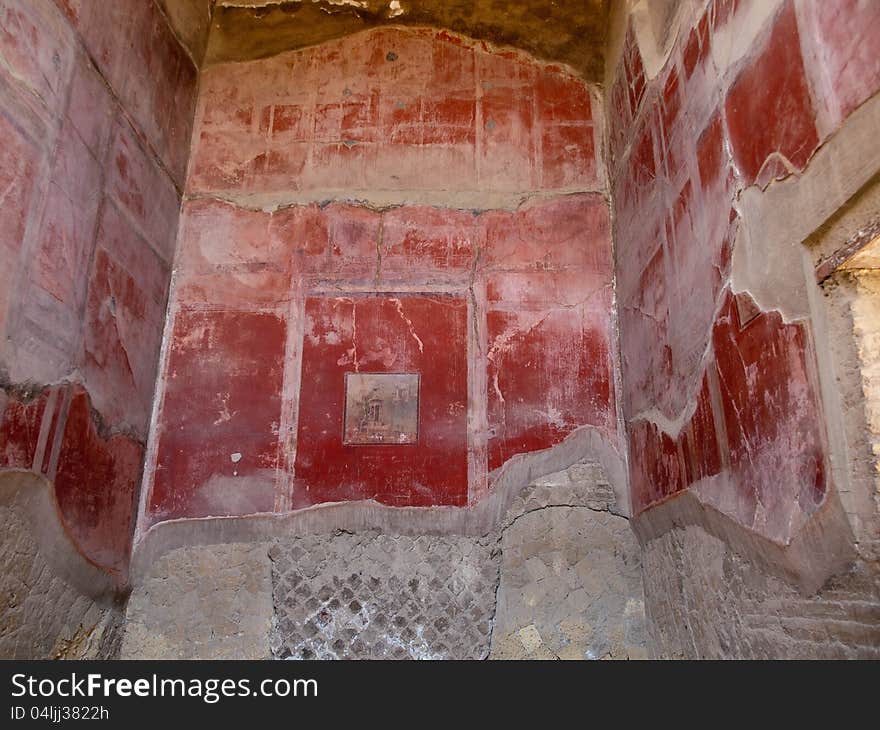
<box><xmin>343</xmin><ymin>373</ymin><xmax>420</xmax><ymax>445</ymax></box>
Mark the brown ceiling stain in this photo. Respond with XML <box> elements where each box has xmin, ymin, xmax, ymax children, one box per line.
<box><xmin>205</xmin><ymin>0</ymin><xmax>610</xmax><ymax>82</ymax></box>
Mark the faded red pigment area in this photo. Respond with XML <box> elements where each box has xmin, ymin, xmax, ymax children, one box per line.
<box><xmin>798</xmin><ymin>0</ymin><xmax>880</xmax><ymax>127</ymax></box>
<box><xmin>0</xmin><ymin>114</ymin><xmax>39</xmax><ymax>336</ymax></box>
<box><xmin>294</xmin><ymin>295</ymin><xmax>469</xmax><ymax>507</ymax></box>
<box><xmin>190</xmin><ymin>26</ymin><xmax>597</xmax><ymax>195</ymax></box>
<box><xmin>150</xmin><ymin>309</ymin><xmax>287</xmax><ymax>523</ymax></box>
<box><xmin>0</xmin><ymin>0</ymin><xmax>194</xmax><ymax>573</ymax></box>
<box><xmin>628</xmin><ymin>289</ymin><xmax>827</xmax><ymax>535</ymax></box>
<box><xmin>82</xmin><ymin>204</ymin><xmax>169</xmax><ymax>437</ymax></box>
<box><xmin>53</xmin><ymin>0</ymin><xmax>197</xmax><ymax>183</ymax></box>
<box><xmin>711</xmin><ymin>292</ymin><xmax>827</xmax><ymax>533</ymax></box>
<box><xmin>486</xmin><ymin>304</ymin><xmax>614</xmax><ymax>471</ymax></box>
<box><xmin>481</xmin><ymin>195</ymin><xmax>615</xmax><ymax>470</ymax></box>
<box><xmin>0</xmin><ymin>390</ymin><xmax>50</xmax><ymax>470</ymax></box>
<box><xmin>607</xmin><ymin>0</ymin><xmax>848</xmax><ymax>536</ymax></box>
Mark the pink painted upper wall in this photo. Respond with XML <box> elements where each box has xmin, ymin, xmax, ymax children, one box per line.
<box><xmin>0</xmin><ymin>0</ymin><xmax>198</xmax><ymax>579</ymax></box>
<box><xmin>189</xmin><ymin>27</ymin><xmax>602</xmax><ymax>198</ymax></box>
<box><xmin>143</xmin><ymin>27</ymin><xmax>617</xmax><ymax>527</ymax></box>
<box><xmin>609</xmin><ymin>0</ymin><xmax>880</xmax><ymax>543</ymax></box>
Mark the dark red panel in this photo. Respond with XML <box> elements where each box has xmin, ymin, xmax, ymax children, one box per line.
<box><xmin>486</xmin><ymin>297</ymin><xmax>615</xmax><ymax>472</ymax></box>
<box><xmin>712</xmin><ymin>291</ymin><xmax>828</xmax><ymax>534</ymax></box>
<box><xmin>628</xmin><ymin>418</ymin><xmax>686</xmax><ymax>511</ymax></box>
<box><xmin>628</xmin><ymin>368</ymin><xmax>724</xmax><ymax>514</ymax></box>
<box><xmin>294</xmin><ymin>294</ymin><xmax>469</xmax><ymax>507</ymax></box>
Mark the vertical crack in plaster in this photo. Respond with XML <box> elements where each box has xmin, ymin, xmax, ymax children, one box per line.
<box><xmin>390</xmin><ymin>298</ymin><xmax>424</xmax><ymax>353</ymax></box>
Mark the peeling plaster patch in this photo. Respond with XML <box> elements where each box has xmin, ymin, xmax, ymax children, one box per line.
<box><xmin>709</xmin><ymin>0</ymin><xmax>786</xmax><ymax>78</ymax></box>
<box><xmin>543</xmin><ymin>405</ymin><xmax>567</xmax><ymax>430</ymax></box>
<box><xmin>213</xmin><ymin>394</ymin><xmax>235</xmax><ymax>425</ymax></box>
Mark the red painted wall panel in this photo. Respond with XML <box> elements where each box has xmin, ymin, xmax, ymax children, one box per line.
<box><xmin>150</xmin><ymin>193</ymin><xmax>615</xmax><ymax>521</ymax></box>
<box><xmin>294</xmin><ymin>295</ymin><xmax>469</xmax><ymax>507</ymax></box>
<box><xmin>0</xmin><ymin>383</ymin><xmax>143</xmax><ymax>577</ymax></box>
<box><xmin>146</xmin><ymin>28</ymin><xmax>613</xmax><ymax>525</ymax></box>
<box><xmin>150</xmin><ymin>309</ymin><xmax>287</xmax><ymax>523</ymax></box>
<box><xmin>54</xmin><ymin>387</ymin><xmax>143</xmax><ymax>575</ymax></box>
<box><xmin>798</xmin><ymin>0</ymin><xmax>880</xmax><ymax>129</ymax></box>
<box><xmin>725</xmin><ymin>2</ymin><xmax>818</xmax><ymax>187</ymax></box>
<box><xmin>487</xmin><ymin>303</ymin><xmax>614</xmax><ymax>471</ymax></box>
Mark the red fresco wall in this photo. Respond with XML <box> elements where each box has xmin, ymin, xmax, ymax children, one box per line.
<box><xmin>0</xmin><ymin>0</ymin><xmax>197</xmax><ymax>580</ymax></box>
<box><xmin>143</xmin><ymin>26</ymin><xmax>617</xmax><ymax>526</ymax></box>
<box><xmin>609</xmin><ymin>0</ymin><xmax>880</xmax><ymax>542</ymax></box>
<box><xmin>147</xmin><ymin>193</ymin><xmax>616</xmax><ymax>522</ymax></box>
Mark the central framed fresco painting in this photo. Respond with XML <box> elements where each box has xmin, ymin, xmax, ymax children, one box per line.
<box><xmin>343</xmin><ymin>373</ymin><xmax>420</xmax><ymax>445</ymax></box>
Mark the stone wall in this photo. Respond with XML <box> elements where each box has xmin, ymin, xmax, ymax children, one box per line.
<box><xmin>0</xmin><ymin>506</ymin><xmax>123</xmax><ymax>659</ymax></box>
<box><xmin>122</xmin><ymin>542</ymin><xmax>273</xmax><ymax>660</ymax></box>
<box><xmin>0</xmin><ymin>473</ymin><xmax>124</xmax><ymax>660</ymax></box>
<box><xmin>490</xmin><ymin>463</ymin><xmax>646</xmax><ymax>659</ymax></box>
<box><xmin>642</xmin><ymin>525</ymin><xmax>880</xmax><ymax>659</ymax></box>
<box><xmin>123</xmin><ymin>460</ymin><xmax>648</xmax><ymax>660</ymax></box>
<box><xmin>270</xmin><ymin>532</ymin><xmax>498</xmax><ymax>660</ymax></box>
